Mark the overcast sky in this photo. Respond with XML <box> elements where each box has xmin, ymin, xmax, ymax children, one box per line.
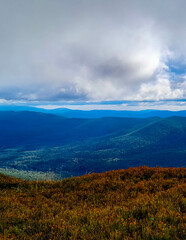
<box><xmin>0</xmin><ymin>0</ymin><xmax>186</xmax><ymax>107</ymax></box>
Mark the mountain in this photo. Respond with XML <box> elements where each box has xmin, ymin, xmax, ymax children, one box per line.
<box><xmin>0</xmin><ymin>111</ymin><xmax>186</xmax><ymax>178</ymax></box>
<box><xmin>1</xmin><ymin>105</ymin><xmax>186</xmax><ymax>118</ymax></box>
<box><xmin>49</xmin><ymin>108</ymin><xmax>186</xmax><ymax>118</ymax></box>
<box><xmin>0</xmin><ymin>111</ymin><xmax>158</xmax><ymax>148</ymax></box>
<box><xmin>0</xmin><ymin>167</ymin><xmax>185</xmax><ymax>240</ymax></box>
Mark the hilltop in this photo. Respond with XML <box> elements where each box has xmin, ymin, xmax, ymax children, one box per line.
<box><xmin>0</xmin><ymin>167</ymin><xmax>185</xmax><ymax>239</ymax></box>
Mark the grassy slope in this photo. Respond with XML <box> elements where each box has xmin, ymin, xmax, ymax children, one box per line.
<box><xmin>0</xmin><ymin>167</ymin><xmax>185</xmax><ymax>240</ymax></box>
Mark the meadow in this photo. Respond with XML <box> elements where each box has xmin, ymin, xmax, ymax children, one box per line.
<box><xmin>0</xmin><ymin>166</ymin><xmax>185</xmax><ymax>240</ymax></box>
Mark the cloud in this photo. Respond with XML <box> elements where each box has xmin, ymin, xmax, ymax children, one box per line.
<box><xmin>0</xmin><ymin>0</ymin><xmax>186</xmax><ymax>102</ymax></box>
<box><xmin>136</xmin><ymin>78</ymin><xmax>183</xmax><ymax>101</ymax></box>
<box><xmin>36</xmin><ymin>101</ymin><xmax>186</xmax><ymax>111</ymax></box>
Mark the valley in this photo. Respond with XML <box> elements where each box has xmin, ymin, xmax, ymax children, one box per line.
<box><xmin>0</xmin><ymin>111</ymin><xmax>185</xmax><ymax>180</ymax></box>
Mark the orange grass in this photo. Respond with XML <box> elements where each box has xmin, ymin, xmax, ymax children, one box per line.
<box><xmin>0</xmin><ymin>166</ymin><xmax>185</xmax><ymax>240</ymax></box>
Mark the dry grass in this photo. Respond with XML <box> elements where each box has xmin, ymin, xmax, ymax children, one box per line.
<box><xmin>0</xmin><ymin>166</ymin><xmax>185</xmax><ymax>240</ymax></box>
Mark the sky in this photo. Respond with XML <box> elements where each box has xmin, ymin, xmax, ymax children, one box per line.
<box><xmin>0</xmin><ymin>0</ymin><xmax>186</xmax><ymax>110</ymax></box>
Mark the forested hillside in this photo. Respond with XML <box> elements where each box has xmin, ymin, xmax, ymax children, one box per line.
<box><xmin>0</xmin><ymin>112</ymin><xmax>186</xmax><ymax>179</ymax></box>
<box><xmin>0</xmin><ymin>111</ymin><xmax>157</xmax><ymax>147</ymax></box>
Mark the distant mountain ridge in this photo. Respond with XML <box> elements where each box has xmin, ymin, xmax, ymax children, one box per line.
<box><xmin>1</xmin><ymin>105</ymin><xmax>186</xmax><ymax>118</ymax></box>
<box><xmin>0</xmin><ymin>111</ymin><xmax>159</xmax><ymax>148</ymax></box>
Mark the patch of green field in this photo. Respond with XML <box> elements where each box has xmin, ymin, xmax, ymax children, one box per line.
<box><xmin>0</xmin><ymin>168</ymin><xmax>60</xmax><ymax>180</ymax></box>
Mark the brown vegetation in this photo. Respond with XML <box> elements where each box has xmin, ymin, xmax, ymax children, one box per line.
<box><xmin>0</xmin><ymin>166</ymin><xmax>185</xmax><ymax>239</ymax></box>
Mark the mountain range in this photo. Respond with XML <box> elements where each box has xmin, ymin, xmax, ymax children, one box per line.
<box><xmin>0</xmin><ymin>110</ymin><xmax>185</xmax><ymax>178</ymax></box>
<box><xmin>2</xmin><ymin>105</ymin><xmax>186</xmax><ymax>118</ymax></box>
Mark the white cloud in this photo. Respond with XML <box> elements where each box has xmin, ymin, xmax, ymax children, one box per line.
<box><xmin>0</xmin><ymin>0</ymin><xmax>186</xmax><ymax>102</ymax></box>
<box><xmin>136</xmin><ymin>78</ymin><xmax>183</xmax><ymax>101</ymax></box>
<box><xmin>36</xmin><ymin>101</ymin><xmax>186</xmax><ymax>111</ymax></box>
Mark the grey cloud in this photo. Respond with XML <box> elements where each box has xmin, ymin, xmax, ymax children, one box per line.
<box><xmin>0</xmin><ymin>0</ymin><xmax>186</xmax><ymax>102</ymax></box>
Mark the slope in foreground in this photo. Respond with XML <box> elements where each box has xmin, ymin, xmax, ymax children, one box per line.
<box><xmin>0</xmin><ymin>166</ymin><xmax>185</xmax><ymax>240</ymax></box>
